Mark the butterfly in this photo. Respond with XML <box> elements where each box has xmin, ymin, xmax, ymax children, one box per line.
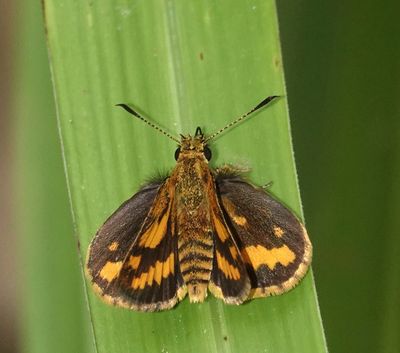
<box><xmin>85</xmin><ymin>96</ymin><xmax>312</xmax><ymax>312</ymax></box>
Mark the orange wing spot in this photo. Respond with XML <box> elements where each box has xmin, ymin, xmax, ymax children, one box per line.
<box><xmin>147</xmin><ymin>265</ymin><xmax>155</xmax><ymax>287</ymax></box>
<box><xmin>212</xmin><ymin>213</ymin><xmax>229</xmax><ymax>242</ymax></box>
<box><xmin>273</xmin><ymin>226</ymin><xmax>284</xmax><ymax>237</ymax></box>
<box><xmin>229</xmin><ymin>245</ymin><xmax>239</xmax><ymax>260</ymax></box>
<box><xmin>139</xmin><ymin>210</ymin><xmax>170</xmax><ymax>249</ymax></box>
<box><xmin>131</xmin><ymin>253</ymin><xmax>174</xmax><ymax>289</ymax></box>
<box><xmin>136</xmin><ymin>272</ymin><xmax>148</xmax><ymax>290</ymax></box>
<box><xmin>163</xmin><ymin>255</ymin><xmax>172</xmax><ymax>278</ymax></box>
<box><xmin>154</xmin><ymin>260</ymin><xmax>162</xmax><ymax>286</ymax></box>
<box><xmin>128</xmin><ymin>255</ymin><xmax>141</xmax><ymax>270</ymax></box>
<box><xmin>233</xmin><ymin>216</ymin><xmax>247</xmax><ymax>226</ymax></box>
<box><xmin>222</xmin><ymin>197</ymin><xmax>247</xmax><ymax>227</ymax></box>
<box><xmin>243</xmin><ymin>245</ymin><xmax>295</xmax><ymax>270</ymax></box>
<box><xmin>132</xmin><ymin>277</ymin><xmax>139</xmax><ymax>289</ymax></box>
<box><xmin>216</xmin><ymin>251</ymin><xmax>240</xmax><ymax>280</ymax></box>
<box><xmin>108</xmin><ymin>241</ymin><xmax>119</xmax><ymax>251</ymax></box>
<box><xmin>99</xmin><ymin>261</ymin><xmax>123</xmax><ymax>282</ymax></box>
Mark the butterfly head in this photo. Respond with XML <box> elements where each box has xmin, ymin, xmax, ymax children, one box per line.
<box><xmin>175</xmin><ymin>127</ymin><xmax>212</xmax><ymax>161</ymax></box>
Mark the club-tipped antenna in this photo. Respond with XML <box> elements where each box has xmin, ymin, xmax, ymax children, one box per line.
<box><xmin>116</xmin><ymin>103</ymin><xmax>181</xmax><ymax>144</ymax></box>
<box><xmin>204</xmin><ymin>95</ymin><xmax>279</xmax><ymax>143</ymax></box>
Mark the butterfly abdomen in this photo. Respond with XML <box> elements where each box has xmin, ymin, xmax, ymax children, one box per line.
<box><xmin>178</xmin><ymin>236</ymin><xmax>213</xmax><ymax>302</ymax></box>
<box><xmin>175</xmin><ymin>194</ymin><xmax>214</xmax><ymax>302</ymax></box>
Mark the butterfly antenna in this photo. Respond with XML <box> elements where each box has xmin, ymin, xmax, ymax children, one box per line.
<box><xmin>204</xmin><ymin>95</ymin><xmax>279</xmax><ymax>143</ymax></box>
<box><xmin>116</xmin><ymin>103</ymin><xmax>181</xmax><ymax>144</ymax></box>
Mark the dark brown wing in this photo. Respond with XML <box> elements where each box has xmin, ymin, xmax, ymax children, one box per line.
<box><xmin>216</xmin><ymin>174</ymin><xmax>312</xmax><ymax>298</ymax></box>
<box><xmin>86</xmin><ymin>181</ymin><xmax>185</xmax><ymax>312</ymax></box>
<box><xmin>208</xmin><ymin>187</ymin><xmax>251</xmax><ymax>304</ymax></box>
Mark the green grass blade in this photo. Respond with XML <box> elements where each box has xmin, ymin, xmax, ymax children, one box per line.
<box><xmin>15</xmin><ymin>2</ymin><xmax>95</xmax><ymax>353</ymax></box>
<box><xmin>44</xmin><ymin>1</ymin><xmax>327</xmax><ymax>352</ymax></box>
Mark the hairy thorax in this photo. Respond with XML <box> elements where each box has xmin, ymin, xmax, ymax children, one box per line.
<box><xmin>176</xmin><ymin>159</ymin><xmax>207</xmax><ymax>210</ymax></box>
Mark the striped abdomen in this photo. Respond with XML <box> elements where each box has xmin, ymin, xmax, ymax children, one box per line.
<box><xmin>178</xmin><ymin>235</ymin><xmax>213</xmax><ymax>302</ymax></box>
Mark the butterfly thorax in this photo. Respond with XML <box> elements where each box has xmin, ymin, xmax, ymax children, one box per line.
<box><xmin>169</xmin><ymin>145</ymin><xmax>215</xmax><ymax>303</ymax></box>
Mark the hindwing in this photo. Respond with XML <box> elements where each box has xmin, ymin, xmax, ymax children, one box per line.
<box><xmin>208</xmin><ymin>186</ymin><xmax>251</xmax><ymax>304</ymax></box>
<box><xmin>215</xmin><ymin>172</ymin><xmax>312</xmax><ymax>298</ymax></box>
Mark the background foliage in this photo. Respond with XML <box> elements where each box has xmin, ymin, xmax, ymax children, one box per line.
<box><xmin>278</xmin><ymin>1</ymin><xmax>400</xmax><ymax>352</ymax></box>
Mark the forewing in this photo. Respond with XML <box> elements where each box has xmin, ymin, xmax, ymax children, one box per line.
<box><xmin>86</xmin><ymin>182</ymin><xmax>161</xmax><ymax>284</ymax></box>
<box><xmin>216</xmin><ymin>175</ymin><xmax>312</xmax><ymax>298</ymax></box>
<box><xmin>86</xmin><ymin>181</ymin><xmax>185</xmax><ymax>312</ymax></box>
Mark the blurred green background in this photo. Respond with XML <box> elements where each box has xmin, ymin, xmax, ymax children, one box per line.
<box><xmin>278</xmin><ymin>2</ymin><xmax>400</xmax><ymax>352</ymax></box>
<box><xmin>2</xmin><ymin>1</ymin><xmax>398</xmax><ymax>353</ymax></box>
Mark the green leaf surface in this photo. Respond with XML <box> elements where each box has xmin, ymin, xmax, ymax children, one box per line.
<box><xmin>15</xmin><ymin>1</ymin><xmax>94</xmax><ymax>353</ymax></box>
<box><xmin>44</xmin><ymin>1</ymin><xmax>326</xmax><ymax>352</ymax></box>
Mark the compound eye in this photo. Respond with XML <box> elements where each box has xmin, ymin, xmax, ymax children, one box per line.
<box><xmin>204</xmin><ymin>146</ymin><xmax>212</xmax><ymax>161</ymax></box>
<box><xmin>174</xmin><ymin>148</ymin><xmax>181</xmax><ymax>161</ymax></box>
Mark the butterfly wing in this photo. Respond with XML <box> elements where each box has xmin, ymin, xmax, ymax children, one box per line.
<box><xmin>208</xmin><ymin>188</ymin><xmax>251</xmax><ymax>304</ymax></box>
<box><xmin>86</xmin><ymin>181</ymin><xmax>185</xmax><ymax>312</ymax></box>
<box><xmin>216</xmin><ymin>174</ymin><xmax>312</xmax><ymax>298</ymax></box>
